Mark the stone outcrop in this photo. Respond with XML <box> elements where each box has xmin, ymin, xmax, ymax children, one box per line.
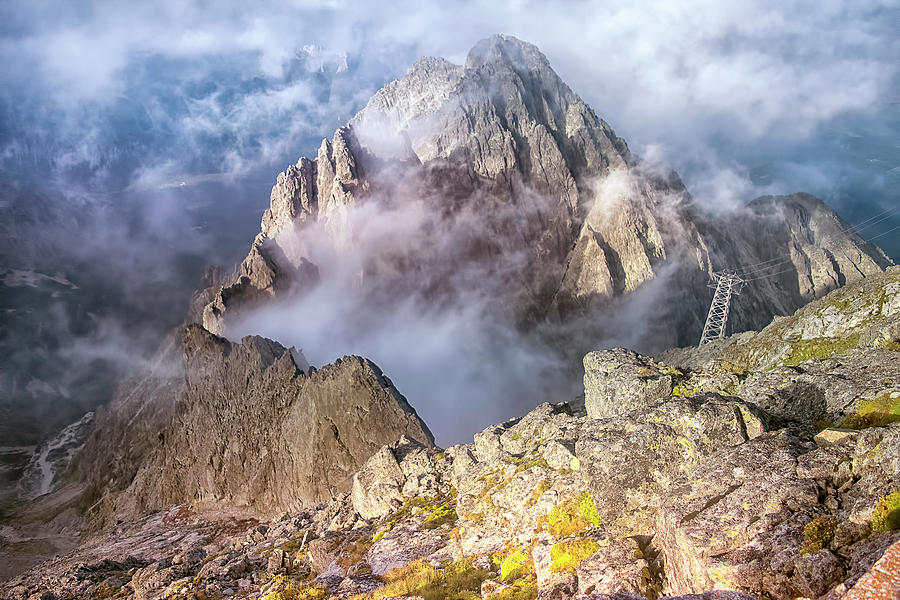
<box><xmin>105</xmin><ymin>325</ymin><xmax>433</xmax><ymax>521</ymax></box>
<box><xmin>583</xmin><ymin>348</ymin><xmax>675</xmax><ymax>419</ymax></box>
<box><xmin>70</xmin><ymin>324</ymin><xmax>433</xmax><ymax>531</ymax></box>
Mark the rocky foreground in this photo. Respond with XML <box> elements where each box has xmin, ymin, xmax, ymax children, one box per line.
<box><xmin>3</xmin><ymin>273</ymin><xmax>898</xmax><ymax>599</ymax></box>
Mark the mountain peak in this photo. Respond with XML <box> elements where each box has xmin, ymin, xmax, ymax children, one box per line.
<box><xmin>464</xmin><ymin>34</ymin><xmax>552</xmax><ymax>72</ymax></box>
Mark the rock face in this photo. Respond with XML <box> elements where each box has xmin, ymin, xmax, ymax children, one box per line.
<box><xmin>69</xmin><ymin>325</ymin><xmax>433</xmax><ymax>531</ymax></box>
<box><xmin>4</xmin><ymin>270</ymin><xmax>900</xmax><ymax>600</ymax></box>
<box><xmin>101</xmin><ymin>325</ymin><xmax>433</xmax><ymax>521</ymax></box>
<box><xmin>203</xmin><ymin>35</ymin><xmax>891</xmax><ymax>355</ymax></box>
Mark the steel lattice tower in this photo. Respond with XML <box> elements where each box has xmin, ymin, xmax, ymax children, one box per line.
<box><xmin>698</xmin><ymin>271</ymin><xmax>744</xmax><ymax>346</ymax></box>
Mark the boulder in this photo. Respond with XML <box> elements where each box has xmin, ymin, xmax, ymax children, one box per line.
<box><xmin>583</xmin><ymin>349</ymin><xmax>673</xmax><ymax>420</ymax></box>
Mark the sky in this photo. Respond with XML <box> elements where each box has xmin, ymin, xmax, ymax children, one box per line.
<box><xmin>2</xmin><ymin>1</ymin><xmax>897</xmax><ymax>245</ymax></box>
<box><xmin>0</xmin><ymin>0</ymin><xmax>898</xmax><ymax>444</ymax></box>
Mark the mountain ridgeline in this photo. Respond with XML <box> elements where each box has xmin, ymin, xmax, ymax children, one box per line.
<box><xmin>2</xmin><ymin>35</ymin><xmax>897</xmax><ymax>600</ymax></box>
<box><xmin>73</xmin><ymin>32</ymin><xmax>892</xmax><ymax>534</ymax></box>
<box><xmin>202</xmin><ymin>35</ymin><xmax>889</xmax><ymax>352</ymax></box>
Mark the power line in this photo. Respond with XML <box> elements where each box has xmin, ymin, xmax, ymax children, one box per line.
<box><xmin>866</xmin><ymin>222</ymin><xmax>900</xmax><ymax>242</ymax></box>
<box><xmin>840</xmin><ymin>204</ymin><xmax>900</xmax><ymax>236</ymax></box>
<box><xmin>742</xmin><ymin>265</ymin><xmax>801</xmax><ymax>283</ymax></box>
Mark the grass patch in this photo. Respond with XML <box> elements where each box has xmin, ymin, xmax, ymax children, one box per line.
<box><xmin>781</xmin><ymin>335</ymin><xmax>860</xmax><ymax>367</ymax></box>
<box><xmin>377</xmin><ymin>494</ymin><xmax>458</xmax><ymax>539</ymax></box>
<box><xmin>492</xmin><ymin>577</ymin><xmax>537</xmax><ymax>600</ymax></box>
<box><xmin>872</xmin><ymin>492</ymin><xmax>900</xmax><ymax>532</ymax></box>
<box><xmin>546</xmin><ymin>491</ymin><xmax>601</xmax><ymax>537</ymax></box>
<box><xmin>262</xmin><ymin>582</ymin><xmax>328</xmax><ymax>600</ymax></box>
<box><xmin>492</xmin><ymin>548</ymin><xmax>529</xmax><ymax>583</ymax></box>
<box><xmin>490</xmin><ymin>548</ymin><xmax>537</xmax><ymax>600</ymax></box>
<box><xmin>549</xmin><ymin>538</ymin><xmax>600</xmax><ymax>573</ymax></box>
<box><xmin>337</xmin><ymin>535</ymin><xmax>374</xmax><ymax>569</ymax></box>
<box><xmin>502</xmin><ymin>455</ymin><xmax>550</xmax><ymax>473</ymax></box>
<box><xmin>351</xmin><ymin>557</ymin><xmax>492</xmax><ymax>600</ymax></box>
<box><xmin>801</xmin><ymin>517</ymin><xmax>837</xmax><ymax>554</ymax></box>
<box><xmin>423</xmin><ymin>502</ymin><xmax>458</xmax><ymax>530</ymax></box>
<box><xmin>841</xmin><ymin>392</ymin><xmax>900</xmax><ymax>429</ymax></box>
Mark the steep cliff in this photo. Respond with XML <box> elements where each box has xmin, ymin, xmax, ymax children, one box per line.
<box><xmin>72</xmin><ymin>325</ymin><xmax>433</xmax><ymax>529</ymax></box>
<box><xmin>203</xmin><ymin>35</ymin><xmax>890</xmax><ymax>355</ymax></box>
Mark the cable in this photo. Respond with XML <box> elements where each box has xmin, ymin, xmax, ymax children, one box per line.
<box><xmin>737</xmin><ymin>256</ymin><xmax>795</xmax><ymax>277</ymax></box>
<box><xmin>866</xmin><ymin>222</ymin><xmax>900</xmax><ymax>242</ymax></box>
<box><xmin>841</xmin><ymin>204</ymin><xmax>900</xmax><ymax>235</ymax></box>
<box><xmin>742</xmin><ymin>265</ymin><xmax>801</xmax><ymax>283</ymax></box>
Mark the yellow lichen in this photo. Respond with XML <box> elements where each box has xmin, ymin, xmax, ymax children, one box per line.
<box><xmin>872</xmin><ymin>492</ymin><xmax>900</xmax><ymax>532</ymax></box>
<box><xmin>546</xmin><ymin>491</ymin><xmax>601</xmax><ymax>537</ymax></box>
<box><xmin>549</xmin><ymin>538</ymin><xmax>601</xmax><ymax>573</ymax></box>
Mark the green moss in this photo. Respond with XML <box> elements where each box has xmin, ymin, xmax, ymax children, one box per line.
<box><xmin>578</xmin><ymin>491</ymin><xmax>602</xmax><ymax>526</ymax></box>
<box><xmin>549</xmin><ymin>538</ymin><xmax>601</xmax><ymax>573</ymax></box>
<box><xmin>661</xmin><ymin>365</ymin><xmax>684</xmax><ymax>377</ymax></box>
<box><xmin>871</xmin><ymin>492</ymin><xmax>900</xmax><ymax>532</ymax></box>
<box><xmin>781</xmin><ymin>335</ymin><xmax>860</xmax><ymax>367</ymax></box>
<box><xmin>501</xmin><ymin>455</ymin><xmax>550</xmax><ymax>472</ymax></box>
<box><xmin>720</xmin><ymin>361</ymin><xmax>746</xmax><ymax>376</ymax></box>
<box><xmin>498</xmin><ymin>549</ymin><xmax>529</xmax><ymax>582</ymax></box>
<box><xmin>546</xmin><ymin>491</ymin><xmax>601</xmax><ymax>537</ymax></box>
<box><xmin>881</xmin><ymin>340</ymin><xmax>900</xmax><ymax>352</ymax></box>
<box><xmin>423</xmin><ymin>502</ymin><xmax>458</xmax><ymax>530</ymax></box>
<box><xmin>801</xmin><ymin>517</ymin><xmax>838</xmax><ymax>554</ymax></box>
<box><xmin>433</xmin><ymin>451</ymin><xmax>447</xmax><ymax>462</ymax></box>
<box><xmin>373</xmin><ymin>525</ymin><xmax>390</xmax><ymax>542</ymax></box>
<box><xmin>672</xmin><ymin>384</ymin><xmax>695</xmax><ymax>397</ymax></box>
<box><xmin>510</xmin><ymin>433</ymin><xmax>522</xmax><ymax>441</ymax></box>
<box><xmin>858</xmin><ymin>393</ymin><xmax>900</xmax><ymax>426</ymax></box>
<box><xmin>488</xmin><ymin>549</ymin><xmax>537</xmax><ymax>599</ymax></box>
<box><xmin>381</xmin><ymin>493</ymin><xmax>458</xmax><ymax>534</ymax></box>
<box><xmin>351</xmin><ymin>557</ymin><xmax>492</xmax><ymax>600</ymax></box>
<box><xmin>514</xmin><ymin>458</ymin><xmax>549</xmax><ymax>474</ymax></box>
<box><xmin>824</xmin><ymin>298</ymin><xmax>851</xmax><ymax>312</ymax></box>
<box><xmin>841</xmin><ymin>392</ymin><xmax>900</xmax><ymax>429</ymax></box>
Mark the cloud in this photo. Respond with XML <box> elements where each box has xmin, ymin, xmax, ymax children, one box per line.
<box><xmin>0</xmin><ymin>0</ymin><xmax>896</xmax><ymax>448</ymax></box>
<box><xmin>228</xmin><ymin>187</ymin><xmax>576</xmax><ymax>443</ymax></box>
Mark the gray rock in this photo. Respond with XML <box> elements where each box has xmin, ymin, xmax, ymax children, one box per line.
<box><xmin>106</xmin><ymin>325</ymin><xmax>433</xmax><ymax>522</ymax></box>
<box><xmin>351</xmin><ymin>446</ymin><xmax>405</xmax><ymax>520</ymax></box>
<box><xmin>583</xmin><ymin>349</ymin><xmax>673</xmax><ymax>420</ymax></box>
<box><xmin>367</xmin><ymin>519</ymin><xmax>450</xmax><ymax>576</ymax></box>
<box><xmin>655</xmin><ymin>432</ymin><xmax>821</xmax><ymax>599</ymax></box>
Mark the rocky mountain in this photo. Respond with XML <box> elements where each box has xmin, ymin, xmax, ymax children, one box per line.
<box><xmin>3</xmin><ymin>264</ymin><xmax>898</xmax><ymax>600</ymax></box>
<box><xmin>201</xmin><ymin>35</ymin><xmax>890</xmax><ymax>356</ymax></box>
<box><xmin>1</xmin><ymin>33</ymin><xmax>897</xmax><ymax>599</ymax></box>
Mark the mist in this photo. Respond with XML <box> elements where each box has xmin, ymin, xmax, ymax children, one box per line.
<box><xmin>1</xmin><ymin>0</ymin><xmax>897</xmax><ymax>451</ymax></box>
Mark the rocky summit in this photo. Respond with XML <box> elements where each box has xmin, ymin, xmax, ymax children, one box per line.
<box><xmin>1</xmin><ymin>35</ymin><xmax>898</xmax><ymax>600</ymax></box>
<box><xmin>202</xmin><ymin>35</ymin><xmax>888</xmax><ymax>356</ymax></box>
